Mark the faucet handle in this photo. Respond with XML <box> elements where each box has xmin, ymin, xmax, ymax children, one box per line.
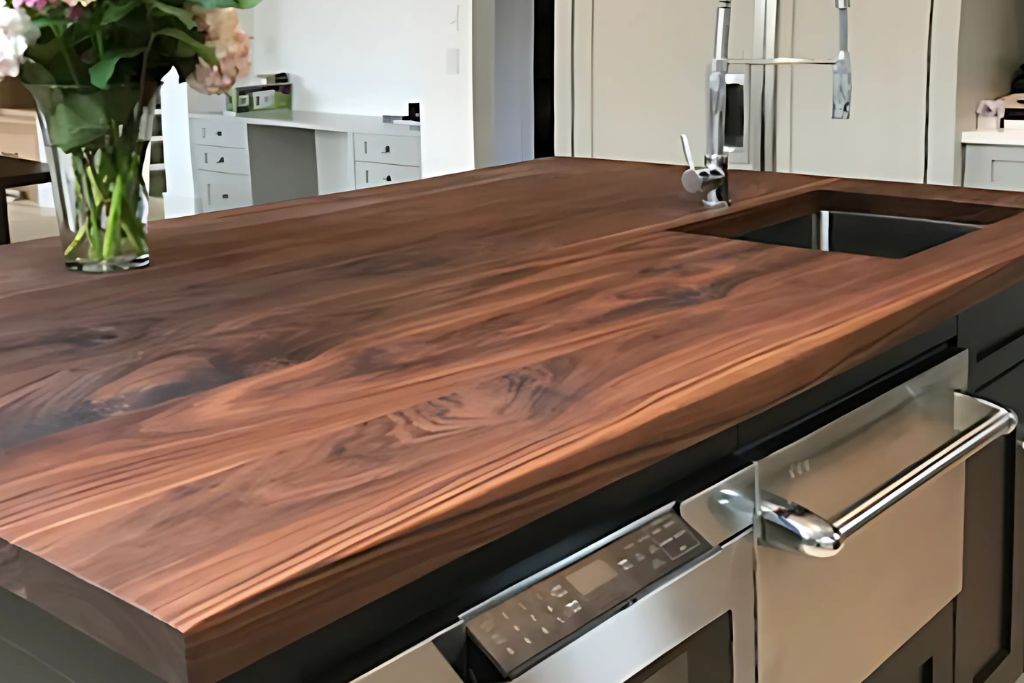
<box><xmin>680</xmin><ymin>134</ymin><xmax>705</xmax><ymax>194</ymax></box>
<box><xmin>680</xmin><ymin>132</ymin><xmax>729</xmax><ymax>206</ymax></box>
<box><xmin>680</xmin><ymin>134</ymin><xmax>697</xmax><ymax>169</ymax></box>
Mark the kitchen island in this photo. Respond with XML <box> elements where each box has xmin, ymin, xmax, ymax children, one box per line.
<box><xmin>2</xmin><ymin>158</ymin><xmax>1024</xmax><ymax>683</ymax></box>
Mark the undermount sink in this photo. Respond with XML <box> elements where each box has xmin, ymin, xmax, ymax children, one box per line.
<box><xmin>737</xmin><ymin>211</ymin><xmax>979</xmax><ymax>259</ymax></box>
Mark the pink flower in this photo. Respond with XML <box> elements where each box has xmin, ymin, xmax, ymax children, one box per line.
<box><xmin>12</xmin><ymin>0</ymin><xmax>53</xmax><ymax>11</ymax></box>
<box><xmin>187</xmin><ymin>8</ymin><xmax>252</xmax><ymax>96</ymax></box>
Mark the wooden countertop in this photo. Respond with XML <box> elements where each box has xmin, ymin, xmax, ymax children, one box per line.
<box><xmin>3</xmin><ymin>159</ymin><xmax>1024</xmax><ymax>682</ymax></box>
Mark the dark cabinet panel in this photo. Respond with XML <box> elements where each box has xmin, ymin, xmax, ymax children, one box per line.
<box><xmin>959</xmin><ymin>280</ymin><xmax>1024</xmax><ymax>389</ymax></box>
<box><xmin>867</xmin><ymin>603</ymin><xmax>954</xmax><ymax>683</ymax></box>
<box><xmin>962</xmin><ymin>363</ymin><xmax>1024</xmax><ymax>683</ymax></box>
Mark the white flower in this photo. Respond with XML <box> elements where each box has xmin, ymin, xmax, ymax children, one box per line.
<box><xmin>0</xmin><ymin>7</ymin><xmax>39</xmax><ymax>79</ymax></box>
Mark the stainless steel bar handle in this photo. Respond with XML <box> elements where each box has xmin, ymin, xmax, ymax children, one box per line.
<box><xmin>761</xmin><ymin>393</ymin><xmax>1018</xmax><ymax>559</ymax></box>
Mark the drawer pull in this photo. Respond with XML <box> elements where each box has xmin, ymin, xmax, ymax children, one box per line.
<box><xmin>222</xmin><ymin>193</ymin><xmax>229</xmax><ymax>199</ymax></box>
<box><xmin>383</xmin><ymin>145</ymin><xmax>391</xmax><ymax>154</ymax></box>
<box><xmin>217</xmin><ymin>157</ymin><xmax>225</xmax><ymax>164</ymax></box>
<box><xmin>757</xmin><ymin>393</ymin><xmax>1017</xmax><ymax>558</ymax></box>
<box><xmin>385</xmin><ymin>175</ymin><xmax>392</xmax><ymax>182</ymax></box>
<box><xmin>216</xmin><ymin>131</ymin><xmax>223</xmax><ymax>137</ymax></box>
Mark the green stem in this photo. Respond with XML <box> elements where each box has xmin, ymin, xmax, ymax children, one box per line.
<box><xmin>82</xmin><ymin>155</ymin><xmax>104</xmax><ymax>259</ymax></box>
<box><xmin>63</xmin><ymin>223</ymin><xmax>88</xmax><ymax>257</ymax></box>
<box><xmin>54</xmin><ymin>27</ymin><xmax>82</xmax><ymax>86</ymax></box>
<box><xmin>102</xmin><ymin>173</ymin><xmax>125</xmax><ymax>260</ymax></box>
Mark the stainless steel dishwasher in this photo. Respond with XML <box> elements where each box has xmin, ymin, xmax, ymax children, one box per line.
<box><xmin>752</xmin><ymin>352</ymin><xmax>1017</xmax><ymax>683</ymax></box>
<box><xmin>354</xmin><ymin>466</ymin><xmax>757</xmax><ymax>682</ymax></box>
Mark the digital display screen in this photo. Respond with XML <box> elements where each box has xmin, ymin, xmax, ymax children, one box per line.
<box><xmin>567</xmin><ymin>559</ymin><xmax>618</xmax><ymax>595</ymax></box>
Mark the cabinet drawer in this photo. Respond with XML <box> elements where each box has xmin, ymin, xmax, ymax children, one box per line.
<box><xmin>355</xmin><ymin>162</ymin><xmax>421</xmax><ymax>189</ymax></box>
<box><xmin>960</xmin><ymin>280</ymin><xmax>1024</xmax><ymax>388</ymax></box>
<box><xmin>964</xmin><ymin>144</ymin><xmax>1024</xmax><ymax>191</ymax></box>
<box><xmin>197</xmin><ymin>171</ymin><xmax>252</xmax><ymax>212</ymax></box>
<box><xmin>194</xmin><ymin>145</ymin><xmax>250</xmax><ymax>175</ymax></box>
<box><xmin>354</xmin><ymin>134</ymin><xmax>420</xmax><ymax>166</ymax></box>
<box><xmin>190</xmin><ymin>117</ymin><xmax>247</xmax><ymax>149</ymax></box>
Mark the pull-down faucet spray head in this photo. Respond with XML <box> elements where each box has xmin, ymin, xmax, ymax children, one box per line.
<box><xmin>832</xmin><ymin>0</ymin><xmax>852</xmax><ymax>119</ymax></box>
<box><xmin>683</xmin><ymin>0</ymin><xmax>853</xmax><ymax>207</ymax></box>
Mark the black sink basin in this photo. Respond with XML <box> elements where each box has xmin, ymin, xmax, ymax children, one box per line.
<box><xmin>737</xmin><ymin>211</ymin><xmax>979</xmax><ymax>259</ymax></box>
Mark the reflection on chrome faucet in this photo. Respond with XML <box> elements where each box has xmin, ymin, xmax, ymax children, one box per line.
<box><xmin>682</xmin><ymin>0</ymin><xmax>853</xmax><ymax>209</ymax></box>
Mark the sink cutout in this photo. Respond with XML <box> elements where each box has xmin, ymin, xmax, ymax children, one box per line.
<box><xmin>675</xmin><ymin>191</ymin><xmax>1023</xmax><ymax>259</ymax></box>
<box><xmin>740</xmin><ymin>211</ymin><xmax>977</xmax><ymax>259</ymax></box>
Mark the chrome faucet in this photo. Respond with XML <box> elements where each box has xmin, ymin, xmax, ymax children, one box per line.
<box><xmin>682</xmin><ymin>0</ymin><xmax>852</xmax><ymax>208</ymax></box>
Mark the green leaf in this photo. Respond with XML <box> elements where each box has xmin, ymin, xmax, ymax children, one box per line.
<box><xmin>19</xmin><ymin>60</ymin><xmax>56</xmax><ymax>86</ymax></box>
<box><xmin>154</xmin><ymin>27</ymin><xmax>216</xmax><ymax>65</ymax></box>
<box><xmin>145</xmin><ymin>0</ymin><xmax>196</xmax><ymax>29</ymax></box>
<box><xmin>89</xmin><ymin>47</ymin><xmax>145</xmax><ymax>89</ymax></box>
<box><xmin>47</xmin><ymin>93</ymin><xmax>109</xmax><ymax>151</ymax></box>
<box><xmin>101</xmin><ymin>1</ymin><xmax>139</xmax><ymax>26</ymax></box>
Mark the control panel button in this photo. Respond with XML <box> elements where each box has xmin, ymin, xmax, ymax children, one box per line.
<box><xmin>466</xmin><ymin>511</ymin><xmax>708</xmax><ymax>680</ymax></box>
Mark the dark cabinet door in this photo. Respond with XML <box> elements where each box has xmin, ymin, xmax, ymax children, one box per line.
<box><xmin>962</xmin><ymin>363</ymin><xmax>1024</xmax><ymax>683</ymax></box>
<box><xmin>866</xmin><ymin>603</ymin><xmax>954</xmax><ymax>683</ymax></box>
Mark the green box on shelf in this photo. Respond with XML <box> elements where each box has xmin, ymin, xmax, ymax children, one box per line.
<box><xmin>227</xmin><ymin>75</ymin><xmax>293</xmax><ymax>114</ymax></box>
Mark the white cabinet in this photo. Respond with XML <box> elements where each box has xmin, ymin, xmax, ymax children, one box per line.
<box><xmin>964</xmin><ymin>143</ymin><xmax>1024</xmax><ymax>191</ymax></box>
<box><xmin>189</xmin><ymin>114</ymin><xmax>423</xmax><ymax>213</ymax></box>
<box><xmin>193</xmin><ymin>145</ymin><xmax>251</xmax><ymax>175</ymax></box>
<box><xmin>196</xmin><ymin>170</ymin><xmax>253</xmax><ymax>211</ymax></box>
<box><xmin>190</xmin><ymin>116</ymin><xmax>251</xmax><ymax>214</ymax></box>
<box><xmin>190</xmin><ymin>117</ymin><xmax>247</xmax><ymax>149</ymax></box>
<box><xmin>354</xmin><ymin>134</ymin><xmax>421</xmax><ymax>167</ymax></box>
<box><xmin>355</xmin><ymin>162</ymin><xmax>422</xmax><ymax>189</ymax></box>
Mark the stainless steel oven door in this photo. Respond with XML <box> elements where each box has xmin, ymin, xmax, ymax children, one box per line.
<box><xmin>514</xmin><ymin>532</ymin><xmax>754</xmax><ymax>683</ymax></box>
<box><xmin>753</xmin><ymin>352</ymin><xmax>1017</xmax><ymax>683</ymax></box>
<box><xmin>355</xmin><ymin>467</ymin><xmax>757</xmax><ymax>683</ymax></box>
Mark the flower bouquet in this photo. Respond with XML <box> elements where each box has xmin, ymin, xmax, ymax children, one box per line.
<box><xmin>1</xmin><ymin>0</ymin><xmax>259</xmax><ymax>272</ymax></box>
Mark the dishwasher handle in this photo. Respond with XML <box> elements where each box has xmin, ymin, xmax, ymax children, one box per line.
<box><xmin>761</xmin><ymin>393</ymin><xmax>1018</xmax><ymax>559</ymax></box>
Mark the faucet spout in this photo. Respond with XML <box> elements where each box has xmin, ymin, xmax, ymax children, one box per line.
<box><xmin>832</xmin><ymin>0</ymin><xmax>852</xmax><ymax>119</ymax></box>
<box><xmin>681</xmin><ymin>0</ymin><xmax>852</xmax><ymax>207</ymax></box>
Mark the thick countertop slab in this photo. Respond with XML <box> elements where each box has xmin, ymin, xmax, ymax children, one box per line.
<box><xmin>3</xmin><ymin>159</ymin><xmax>1024</xmax><ymax>682</ymax></box>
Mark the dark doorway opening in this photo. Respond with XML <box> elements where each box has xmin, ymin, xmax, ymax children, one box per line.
<box><xmin>534</xmin><ymin>0</ymin><xmax>556</xmax><ymax>158</ymax></box>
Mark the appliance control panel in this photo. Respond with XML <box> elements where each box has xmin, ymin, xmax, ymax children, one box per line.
<box><xmin>466</xmin><ymin>511</ymin><xmax>709</xmax><ymax>679</ymax></box>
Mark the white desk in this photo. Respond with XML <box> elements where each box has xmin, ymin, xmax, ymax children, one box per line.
<box><xmin>189</xmin><ymin>111</ymin><xmax>422</xmax><ymax>213</ymax></box>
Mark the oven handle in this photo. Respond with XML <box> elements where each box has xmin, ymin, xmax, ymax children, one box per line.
<box><xmin>760</xmin><ymin>393</ymin><xmax>1018</xmax><ymax>559</ymax></box>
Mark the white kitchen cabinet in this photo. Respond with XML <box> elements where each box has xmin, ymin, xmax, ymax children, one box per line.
<box><xmin>355</xmin><ymin>162</ymin><xmax>422</xmax><ymax>189</ymax></box>
<box><xmin>189</xmin><ymin>117</ymin><xmax>248</xmax><ymax>149</ymax></box>
<box><xmin>962</xmin><ymin>131</ymin><xmax>1024</xmax><ymax>191</ymax></box>
<box><xmin>196</xmin><ymin>170</ymin><xmax>253</xmax><ymax>211</ymax></box>
<box><xmin>354</xmin><ymin>134</ymin><xmax>422</xmax><ymax>167</ymax></box>
<box><xmin>188</xmin><ymin>111</ymin><xmax>422</xmax><ymax>213</ymax></box>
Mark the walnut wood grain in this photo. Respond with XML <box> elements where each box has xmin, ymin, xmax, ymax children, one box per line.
<box><xmin>3</xmin><ymin>158</ymin><xmax>1024</xmax><ymax>681</ymax></box>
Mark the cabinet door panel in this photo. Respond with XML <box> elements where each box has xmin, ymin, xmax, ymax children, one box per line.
<box><xmin>866</xmin><ymin>603</ymin><xmax>954</xmax><ymax>683</ymax></box>
<box><xmin>963</xmin><ymin>362</ymin><xmax>1024</xmax><ymax>683</ymax></box>
<box><xmin>957</xmin><ymin>437</ymin><xmax>1018</xmax><ymax>683</ymax></box>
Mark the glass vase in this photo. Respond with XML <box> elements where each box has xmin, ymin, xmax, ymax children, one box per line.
<box><xmin>29</xmin><ymin>84</ymin><xmax>156</xmax><ymax>273</ymax></box>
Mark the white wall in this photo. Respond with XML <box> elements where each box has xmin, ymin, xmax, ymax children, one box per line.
<box><xmin>252</xmin><ymin>0</ymin><xmax>475</xmax><ymax>178</ymax></box>
<box><xmin>473</xmin><ymin>0</ymin><xmax>535</xmax><ymax>168</ymax></box>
